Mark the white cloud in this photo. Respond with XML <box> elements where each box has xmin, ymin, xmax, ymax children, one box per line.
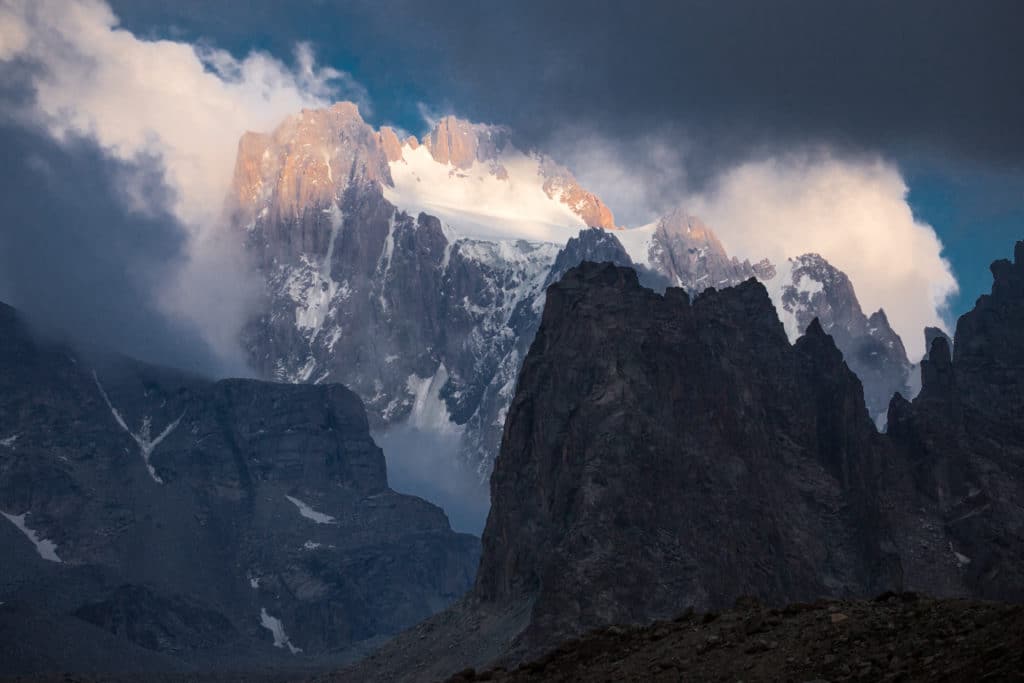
<box><xmin>685</xmin><ymin>153</ymin><xmax>957</xmax><ymax>358</ymax></box>
<box><xmin>0</xmin><ymin>0</ymin><xmax>957</xmax><ymax>367</ymax></box>
<box><xmin>562</xmin><ymin>134</ymin><xmax>957</xmax><ymax>359</ymax></box>
<box><xmin>547</xmin><ymin>125</ymin><xmax>690</xmax><ymax>227</ymax></box>
<box><xmin>0</xmin><ymin>0</ymin><xmax>368</xmax><ymax>371</ymax></box>
<box><xmin>0</xmin><ymin>8</ymin><xmax>28</xmax><ymax>60</ymax></box>
<box><xmin>3</xmin><ymin>0</ymin><xmax>362</xmax><ymax>228</ymax></box>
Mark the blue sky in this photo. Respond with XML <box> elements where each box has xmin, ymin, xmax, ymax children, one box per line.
<box><xmin>905</xmin><ymin>166</ymin><xmax>1024</xmax><ymax>316</ymax></box>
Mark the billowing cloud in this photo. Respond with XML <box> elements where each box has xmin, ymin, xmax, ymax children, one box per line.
<box><xmin>559</xmin><ymin>135</ymin><xmax>957</xmax><ymax>358</ymax></box>
<box><xmin>0</xmin><ymin>0</ymin><xmax>368</xmax><ymax>372</ymax></box>
<box><xmin>685</xmin><ymin>152</ymin><xmax>958</xmax><ymax>359</ymax></box>
<box><xmin>0</xmin><ymin>125</ymin><xmax>224</xmax><ymax>375</ymax></box>
<box><xmin>3</xmin><ymin>0</ymin><xmax>365</xmax><ymax>228</ymax></box>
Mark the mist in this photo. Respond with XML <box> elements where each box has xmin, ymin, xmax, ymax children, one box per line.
<box><xmin>374</xmin><ymin>424</ymin><xmax>490</xmax><ymax>536</ymax></box>
<box><xmin>0</xmin><ymin>124</ymin><xmax>227</xmax><ymax>376</ymax></box>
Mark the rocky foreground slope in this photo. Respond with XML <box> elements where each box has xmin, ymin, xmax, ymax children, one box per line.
<box><xmin>332</xmin><ymin>241</ymin><xmax>1024</xmax><ymax>682</ymax></box>
<box><xmin>451</xmin><ymin>593</ymin><xmax>1024</xmax><ymax>682</ymax></box>
<box><xmin>0</xmin><ymin>301</ymin><xmax>478</xmax><ymax>676</ymax></box>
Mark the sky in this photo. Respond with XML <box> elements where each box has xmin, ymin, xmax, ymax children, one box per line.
<box><xmin>0</xmin><ymin>0</ymin><xmax>1021</xmax><ymax>369</ymax></box>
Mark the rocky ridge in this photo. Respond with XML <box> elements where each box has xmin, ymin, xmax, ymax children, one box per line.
<box><xmin>232</xmin><ymin>102</ymin><xmax>913</xmax><ymax>484</ymax></box>
<box><xmin>331</xmin><ymin>241</ymin><xmax>1024</xmax><ymax>682</ymax></box>
<box><xmin>642</xmin><ymin>209</ymin><xmax>775</xmax><ymax>291</ymax></box>
<box><xmin>0</xmin><ymin>300</ymin><xmax>479</xmax><ymax>676</ymax></box>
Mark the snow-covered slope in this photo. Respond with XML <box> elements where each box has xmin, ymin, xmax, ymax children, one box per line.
<box><xmin>384</xmin><ymin>143</ymin><xmax>586</xmax><ymax>243</ymax></box>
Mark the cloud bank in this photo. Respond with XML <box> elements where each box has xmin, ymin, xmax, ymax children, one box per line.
<box><xmin>556</xmin><ymin>137</ymin><xmax>958</xmax><ymax>359</ymax></box>
<box><xmin>685</xmin><ymin>153</ymin><xmax>957</xmax><ymax>359</ymax></box>
<box><xmin>1</xmin><ymin>0</ymin><xmax>963</xmax><ymax>368</ymax></box>
<box><xmin>0</xmin><ymin>0</ymin><xmax>367</xmax><ymax>372</ymax></box>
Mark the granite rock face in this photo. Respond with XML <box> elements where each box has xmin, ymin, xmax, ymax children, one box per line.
<box><xmin>232</xmin><ymin>102</ymin><xmax>658</xmax><ymax>482</ymax></box>
<box><xmin>335</xmin><ymin>243</ymin><xmax>1023</xmax><ymax>682</ymax></box>
<box><xmin>886</xmin><ymin>240</ymin><xmax>1024</xmax><ymax>603</ymax></box>
<box><xmin>477</xmin><ymin>245</ymin><xmax>1024</xmax><ymax>655</ymax></box>
<box><xmin>0</xmin><ymin>301</ymin><xmax>479</xmax><ymax>675</ymax></box>
<box><xmin>537</xmin><ymin>157</ymin><xmax>618</xmax><ymax>230</ymax></box>
<box><xmin>476</xmin><ymin>263</ymin><xmax>898</xmax><ymax>649</ymax></box>
<box><xmin>422</xmin><ymin>115</ymin><xmax>511</xmax><ymax>171</ymax></box>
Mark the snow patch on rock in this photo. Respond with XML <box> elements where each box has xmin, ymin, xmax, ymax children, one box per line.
<box><xmin>286</xmin><ymin>495</ymin><xmax>336</xmax><ymax>524</ymax></box>
<box><xmin>92</xmin><ymin>372</ymin><xmax>183</xmax><ymax>484</ymax></box>
<box><xmin>384</xmin><ymin>144</ymin><xmax>585</xmax><ymax>243</ymax></box>
<box><xmin>1</xmin><ymin>510</ymin><xmax>62</xmax><ymax>563</ymax></box>
<box><xmin>614</xmin><ymin>222</ymin><xmax>657</xmax><ymax>269</ymax></box>
<box><xmin>259</xmin><ymin>608</ymin><xmax>301</xmax><ymax>654</ymax></box>
<box><xmin>761</xmin><ymin>258</ymin><xmax>802</xmax><ymax>342</ymax></box>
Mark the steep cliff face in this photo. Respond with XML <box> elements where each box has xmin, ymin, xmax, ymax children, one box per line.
<box><xmin>0</xmin><ymin>301</ymin><xmax>479</xmax><ymax>674</ymax></box>
<box><xmin>476</xmin><ymin>263</ymin><xmax>897</xmax><ymax>648</ymax></box>
<box><xmin>887</xmin><ymin>241</ymin><xmax>1024</xmax><ymax>602</ymax></box>
<box><xmin>232</xmin><ymin>104</ymin><xmax>679</xmax><ymax>482</ymax></box>
<box><xmin>231</xmin><ymin>102</ymin><xmax>392</xmax><ymax>229</ymax></box>
<box><xmin>422</xmin><ymin>116</ymin><xmax>510</xmax><ymax>171</ymax></box>
<box><xmin>537</xmin><ymin>157</ymin><xmax>618</xmax><ymax>230</ymax></box>
<box><xmin>335</xmin><ymin>243</ymin><xmax>1022</xmax><ymax>682</ymax></box>
<box><xmin>475</xmin><ymin>244</ymin><xmax>1022</xmax><ymax>655</ymax></box>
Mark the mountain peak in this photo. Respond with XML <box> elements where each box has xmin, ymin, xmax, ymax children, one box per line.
<box><xmin>537</xmin><ymin>157</ymin><xmax>618</xmax><ymax>230</ymax></box>
<box><xmin>422</xmin><ymin>115</ymin><xmax>511</xmax><ymax>169</ymax></box>
<box><xmin>228</xmin><ymin>100</ymin><xmax>390</xmax><ymax>223</ymax></box>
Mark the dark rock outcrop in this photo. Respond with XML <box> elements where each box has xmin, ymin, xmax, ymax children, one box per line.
<box><xmin>334</xmin><ymin>242</ymin><xmax>1024</xmax><ymax>681</ymax></box>
<box><xmin>476</xmin><ymin>263</ymin><xmax>897</xmax><ymax>649</ymax></box>
<box><xmin>0</xmin><ymin>301</ymin><xmax>479</xmax><ymax>675</ymax></box>
<box><xmin>887</xmin><ymin>240</ymin><xmax>1024</xmax><ymax>603</ymax></box>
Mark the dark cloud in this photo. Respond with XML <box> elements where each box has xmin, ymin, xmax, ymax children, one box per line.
<box><xmin>112</xmin><ymin>0</ymin><xmax>1024</xmax><ymax>181</ymax></box>
<box><xmin>0</xmin><ymin>121</ymin><xmax>223</xmax><ymax>376</ymax></box>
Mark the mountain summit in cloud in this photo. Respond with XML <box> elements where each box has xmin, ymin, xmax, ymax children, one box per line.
<box><xmin>223</xmin><ymin>100</ymin><xmax>919</xmax><ymax>496</ymax></box>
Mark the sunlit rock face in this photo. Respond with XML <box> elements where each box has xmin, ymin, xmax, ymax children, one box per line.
<box><xmin>537</xmin><ymin>156</ymin><xmax>618</xmax><ymax>230</ymax></box>
<box><xmin>377</xmin><ymin>125</ymin><xmax>404</xmax><ymax>162</ymax></box>
<box><xmin>647</xmin><ymin>208</ymin><xmax>774</xmax><ymax>290</ymax></box>
<box><xmin>230</xmin><ymin>102</ymin><xmax>391</xmax><ymax>229</ymax></box>
<box><xmin>422</xmin><ymin>115</ymin><xmax>510</xmax><ymax>170</ymax></box>
<box><xmin>229</xmin><ymin>101</ymin><xmax>915</xmax><ymax>482</ymax></box>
